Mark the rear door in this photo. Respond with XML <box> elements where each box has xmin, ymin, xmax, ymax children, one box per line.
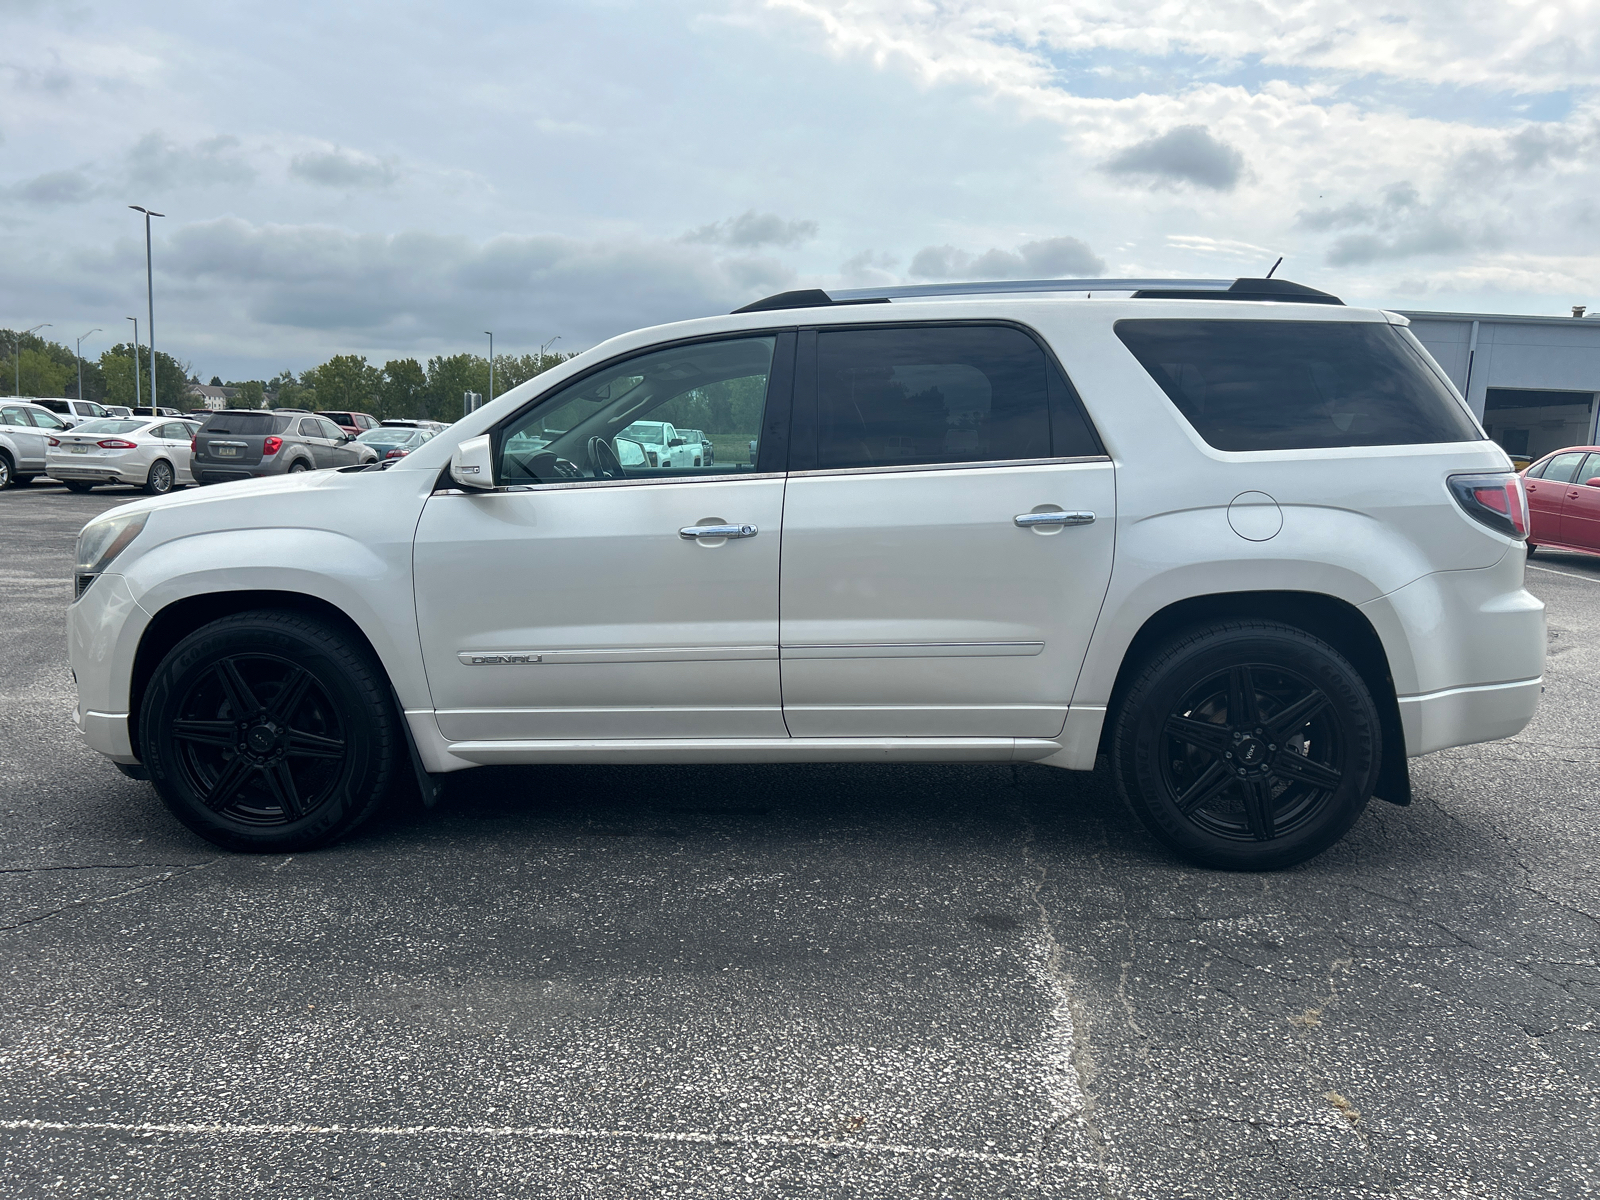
<box><xmin>1557</xmin><ymin>452</ymin><xmax>1600</xmax><ymax>550</ymax></box>
<box><xmin>3</xmin><ymin>406</ymin><xmax>48</xmax><ymax>470</ymax></box>
<box><xmin>778</xmin><ymin>323</ymin><xmax>1115</xmax><ymax>738</ymax></box>
<box><xmin>1527</xmin><ymin>451</ymin><xmax>1586</xmax><ymax>544</ymax></box>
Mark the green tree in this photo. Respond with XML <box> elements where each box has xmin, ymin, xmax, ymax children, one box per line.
<box><xmin>378</xmin><ymin>358</ymin><xmax>428</xmax><ymax>421</ymax></box>
<box><xmin>233</xmin><ymin>380</ymin><xmax>265</xmax><ymax>409</ymax></box>
<box><xmin>268</xmin><ymin>369</ymin><xmax>316</xmax><ymax>410</ymax></box>
<box><xmin>313</xmin><ymin>354</ymin><xmax>379</xmax><ymax>413</ymax></box>
<box><xmin>424</xmin><ymin>353</ymin><xmax>488</xmax><ymax>422</ymax></box>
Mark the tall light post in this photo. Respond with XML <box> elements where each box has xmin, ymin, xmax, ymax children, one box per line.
<box><xmin>14</xmin><ymin>323</ymin><xmax>51</xmax><ymax>396</ymax></box>
<box><xmin>484</xmin><ymin>331</ymin><xmax>494</xmax><ymax>404</ymax></box>
<box><xmin>129</xmin><ymin>205</ymin><xmax>165</xmax><ymax>409</ymax></box>
<box><xmin>76</xmin><ymin>328</ymin><xmax>102</xmax><ymax>403</ymax></box>
<box><xmin>540</xmin><ymin>335</ymin><xmax>561</xmax><ymax>366</ymax></box>
<box><xmin>127</xmin><ymin>316</ymin><xmax>142</xmax><ymax>408</ymax></box>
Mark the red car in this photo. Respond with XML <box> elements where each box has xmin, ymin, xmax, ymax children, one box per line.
<box><xmin>1522</xmin><ymin>446</ymin><xmax>1600</xmax><ymax>555</ymax></box>
<box><xmin>316</xmin><ymin>410</ymin><xmax>380</xmax><ymax>437</ymax></box>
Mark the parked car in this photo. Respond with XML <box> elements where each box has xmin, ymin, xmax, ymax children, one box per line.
<box><xmin>318</xmin><ymin>410</ymin><xmax>381</xmax><ymax>437</ymax></box>
<box><xmin>69</xmin><ymin>275</ymin><xmax>1543</xmax><ymax>871</ymax></box>
<box><xmin>0</xmin><ymin>400</ymin><xmax>70</xmax><ymax>487</ymax></box>
<box><xmin>189</xmin><ymin>410</ymin><xmax>376</xmax><ymax>484</ymax></box>
<box><xmin>379</xmin><ymin>418</ymin><xmax>449</xmax><ymax>433</ymax></box>
<box><xmin>621</xmin><ymin>419</ymin><xmax>702</xmax><ymax>468</ymax></box>
<box><xmin>1522</xmin><ymin>446</ymin><xmax>1600</xmax><ymax>555</ymax></box>
<box><xmin>677</xmin><ymin>428</ymin><xmax>714</xmax><ymax>464</ymax></box>
<box><xmin>356</xmin><ymin>425</ymin><xmax>436</xmax><ymax>460</ymax></box>
<box><xmin>46</xmin><ymin>416</ymin><xmax>201</xmax><ymax>495</ymax></box>
<box><xmin>105</xmin><ymin>406</ymin><xmax>133</xmax><ymax>419</ymax></box>
<box><xmin>131</xmin><ymin>406</ymin><xmax>184</xmax><ymax>418</ymax></box>
<box><xmin>32</xmin><ymin>398</ymin><xmax>113</xmax><ymax>428</ymax></box>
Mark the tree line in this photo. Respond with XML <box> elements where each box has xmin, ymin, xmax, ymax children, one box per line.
<box><xmin>2</xmin><ymin>327</ymin><xmax>570</xmax><ymax>422</ymax></box>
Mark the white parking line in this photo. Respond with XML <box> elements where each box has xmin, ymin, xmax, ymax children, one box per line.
<box><xmin>0</xmin><ymin>1118</ymin><xmax>1036</xmax><ymax>1167</ymax></box>
<box><xmin>1528</xmin><ymin>563</ymin><xmax>1600</xmax><ymax>583</ymax></box>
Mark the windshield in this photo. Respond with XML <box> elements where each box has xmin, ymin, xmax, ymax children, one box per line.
<box><xmin>68</xmin><ymin>418</ymin><xmax>155</xmax><ymax>436</ymax></box>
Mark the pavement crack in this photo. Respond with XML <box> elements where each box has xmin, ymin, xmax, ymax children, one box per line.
<box><xmin>0</xmin><ymin>860</ymin><xmax>220</xmax><ymax>934</ymax></box>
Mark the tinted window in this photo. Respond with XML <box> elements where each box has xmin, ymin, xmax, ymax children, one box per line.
<box><xmin>499</xmin><ymin>336</ymin><xmax>775</xmax><ymax>483</ymax></box>
<box><xmin>321</xmin><ymin>412</ymin><xmax>354</xmax><ymax>425</ymax></box>
<box><xmin>1115</xmin><ymin>319</ymin><xmax>1483</xmax><ymax>452</ymax></box>
<box><xmin>201</xmin><ymin>411</ymin><xmax>278</xmax><ymax>435</ymax></box>
<box><xmin>1544</xmin><ymin>452</ymin><xmax>1587</xmax><ymax>484</ymax></box>
<box><xmin>37</xmin><ymin>399</ymin><xmax>69</xmax><ymax>413</ymax></box>
<box><xmin>813</xmin><ymin>326</ymin><xmax>1052</xmax><ymax>470</ymax></box>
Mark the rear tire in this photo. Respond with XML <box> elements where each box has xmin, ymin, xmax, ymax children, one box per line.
<box><xmin>143</xmin><ymin>459</ymin><xmax>174</xmax><ymax>495</ymax></box>
<box><xmin>64</xmin><ymin>481</ymin><xmax>96</xmax><ymax>493</ymax></box>
<box><xmin>1110</xmin><ymin>620</ymin><xmax>1380</xmax><ymax>871</ymax></box>
<box><xmin>139</xmin><ymin>610</ymin><xmax>400</xmax><ymax>852</ymax></box>
<box><xmin>288</xmin><ymin>461</ymin><xmax>310</xmax><ymax>474</ymax></box>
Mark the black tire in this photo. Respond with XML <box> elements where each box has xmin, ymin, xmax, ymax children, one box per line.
<box><xmin>288</xmin><ymin>460</ymin><xmax>310</xmax><ymax>474</ymax></box>
<box><xmin>1527</xmin><ymin>543</ymin><xmax>1537</xmax><ymax>556</ymax></box>
<box><xmin>143</xmin><ymin>459</ymin><xmax>175</xmax><ymax>495</ymax></box>
<box><xmin>0</xmin><ymin>452</ymin><xmax>13</xmax><ymax>489</ymax></box>
<box><xmin>1110</xmin><ymin>620</ymin><xmax>1380</xmax><ymax>871</ymax></box>
<box><xmin>64</xmin><ymin>481</ymin><xmax>96</xmax><ymax>493</ymax></box>
<box><xmin>139</xmin><ymin>610</ymin><xmax>400</xmax><ymax>852</ymax></box>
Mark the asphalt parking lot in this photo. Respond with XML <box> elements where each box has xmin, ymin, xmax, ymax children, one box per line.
<box><xmin>1</xmin><ymin>481</ymin><xmax>1596</xmax><ymax>1199</ymax></box>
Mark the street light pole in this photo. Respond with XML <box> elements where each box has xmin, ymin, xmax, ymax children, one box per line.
<box><xmin>540</xmin><ymin>335</ymin><xmax>561</xmax><ymax>366</ymax></box>
<box><xmin>15</xmin><ymin>323</ymin><xmax>52</xmax><ymax>397</ymax></box>
<box><xmin>127</xmin><ymin>317</ymin><xmax>141</xmax><ymax>408</ymax></box>
<box><xmin>484</xmin><ymin>331</ymin><xmax>494</xmax><ymax>404</ymax></box>
<box><xmin>129</xmin><ymin>206</ymin><xmax>165</xmax><ymax>409</ymax></box>
<box><xmin>76</xmin><ymin>328</ymin><xmax>102</xmax><ymax>403</ymax></box>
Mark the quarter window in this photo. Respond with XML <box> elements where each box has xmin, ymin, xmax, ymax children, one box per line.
<box><xmin>497</xmin><ymin>336</ymin><xmax>777</xmax><ymax>485</ymax></box>
<box><xmin>1114</xmin><ymin>319</ymin><xmax>1483</xmax><ymax>452</ymax></box>
<box><xmin>811</xmin><ymin>326</ymin><xmax>1058</xmax><ymax>471</ymax></box>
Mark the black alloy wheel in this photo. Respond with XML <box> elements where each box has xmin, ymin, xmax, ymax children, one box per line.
<box><xmin>1111</xmin><ymin>621</ymin><xmax>1380</xmax><ymax>871</ymax></box>
<box><xmin>144</xmin><ymin>460</ymin><xmax>174</xmax><ymax>495</ymax></box>
<box><xmin>140</xmin><ymin>611</ymin><xmax>400</xmax><ymax>851</ymax></box>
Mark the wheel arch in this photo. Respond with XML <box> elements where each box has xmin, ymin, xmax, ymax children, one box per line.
<box><xmin>1097</xmin><ymin>590</ymin><xmax>1410</xmax><ymax>806</ymax></box>
<box><xmin>128</xmin><ymin>590</ymin><xmax>389</xmax><ymax>756</ymax></box>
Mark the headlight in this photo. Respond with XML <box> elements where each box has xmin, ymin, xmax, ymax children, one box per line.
<box><xmin>74</xmin><ymin>511</ymin><xmax>149</xmax><ymax>598</ymax></box>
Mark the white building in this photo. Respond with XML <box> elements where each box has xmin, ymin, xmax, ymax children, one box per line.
<box><xmin>1402</xmin><ymin>309</ymin><xmax>1600</xmax><ymax>461</ymax></box>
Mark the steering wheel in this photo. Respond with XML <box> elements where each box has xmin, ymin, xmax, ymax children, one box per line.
<box><xmin>587</xmin><ymin>436</ymin><xmax>625</xmax><ymax>480</ymax></box>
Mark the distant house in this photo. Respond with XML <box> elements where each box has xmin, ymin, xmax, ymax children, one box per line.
<box><xmin>188</xmin><ymin>384</ymin><xmax>241</xmax><ymax>411</ymax></box>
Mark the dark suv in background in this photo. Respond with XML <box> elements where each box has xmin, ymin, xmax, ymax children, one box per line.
<box><xmin>191</xmin><ymin>410</ymin><xmax>377</xmax><ymax>483</ymax></box>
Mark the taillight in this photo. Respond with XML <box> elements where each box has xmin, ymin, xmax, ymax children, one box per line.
<box><xmin>190</xmin><ymin>435</ymin><xmax>198</xmax><ymax>453</ymax></box>
<box><xmin>97</xmin><ymin>439</ymin><xmax>137</xmax><ymax>449</ymax></box>
<box><xmin>47</xmin><ymin>437</ymin><xmax>60</xmax><ymax>447</ymax></box>
<box><xmin>1448</xmin><ymin>472</ymin><xmax>1529</xmax><ymax>540</ymax></box>
<box><xmin>262</xmin><ymin>436</ymin><xmax>282</xmax><ymax>456</ymax></box>
<box><xmin>384</xmin><ymin>448</ymin><xmax>409</xmax><ymax>458</ymax></box>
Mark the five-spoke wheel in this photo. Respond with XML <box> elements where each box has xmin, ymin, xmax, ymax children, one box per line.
<box><xmin>140</xmin><ymin>611</ymin><xmax>400</xmax><ymax>851</ymax></box>
<box><xmin>1111</xmin><ymin>621</ymin><xmax>1380</xmax><ymax>870</ymax></box>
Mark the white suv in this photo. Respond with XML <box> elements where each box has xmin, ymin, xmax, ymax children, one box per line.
<box><xmin>67</xmin><ymin>277</ymin><xmax>1544</xmax><ymax>869</ymax></box>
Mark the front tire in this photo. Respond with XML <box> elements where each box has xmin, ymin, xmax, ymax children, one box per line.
<box><xmin>0</xmin><ymin>453</ymin><xmax>12</xmax><ymax>489</ymax></box>
<box><xmin>1110</xmin><ymin>621</ymin><xmax>1380</xmax><ymax>871</ymax></box>
<box><xmin>139</xmin><ymin>611</ymin><xmax>401</xmax><ymax>852</ymax></box>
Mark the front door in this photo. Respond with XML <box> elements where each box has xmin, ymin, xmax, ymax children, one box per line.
<box><xmin>412</xmin><ymin>333</ymin><xmax>794</xmax><ymax>742</ymax></box>
<box><xmin>779</xmin><ymin>324</ymin><xmax>1115</xmax><ymax>738</ymax></box>
<box><xmin>1558</xmin><ymin>452</ymin><xmax>1600</xmax><ymax>550</ymax></box>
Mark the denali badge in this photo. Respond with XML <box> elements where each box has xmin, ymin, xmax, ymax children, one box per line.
<box><xmin>458</xmin><ymin>652</ymin><xmax>543</xmax><ymax>666</ymax></box>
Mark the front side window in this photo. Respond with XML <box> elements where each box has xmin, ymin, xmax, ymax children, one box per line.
<box><xmin>25</xmin><ymin>408</ymin><xmax>67</xmax><ymax>430</ymax></box>
<box><xmin>812</xmin><ymin>326</ymin><xmax>1054</xmax><ymax>471</ymax></box>
<box><xmin>497</xmin><ymin>336</ymin><xmax>776</xmax><ymax>485</ymax></box>
<box><xmin>1115</xmin><ymin>319</ymin><xmax>1484</xmax><ymax>452</ymax></box>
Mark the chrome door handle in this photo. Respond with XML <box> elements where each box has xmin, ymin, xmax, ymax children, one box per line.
<box><xmin>680</xmin><ymin>523</ymin><xmax>758</xmax><ymax>539</ymax></box>
<box><xmin>1015</xmin><ymin>511</ymin><xmax>1095</xmax><ymax>527</ymax></box>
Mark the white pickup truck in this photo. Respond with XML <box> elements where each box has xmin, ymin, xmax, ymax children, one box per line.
<box><xmin>621</xmin><ymin>420</ymin><xmax>703</xmax><ymax>468</ymax></box>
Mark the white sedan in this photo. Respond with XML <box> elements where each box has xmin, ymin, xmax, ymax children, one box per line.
<box><xmin>47</xmin><ymin>416</ymin><xmax>201</xmax><ymax>495</ymax></box>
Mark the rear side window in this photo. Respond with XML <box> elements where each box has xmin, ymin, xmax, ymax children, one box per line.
<box><xmin>812</xmin><ymin>326</ymin><xmax>1067</xmax><ymax>471</ymax></box>
<box><xmin>1114</xmin><ymin>319</ymin><xmax>1483</xmax><ymax>451</ymax></box>
<box><xmin>201</xmin><ymin>411</ymin><xmax>278</xmax><ymax>436</ymax></box>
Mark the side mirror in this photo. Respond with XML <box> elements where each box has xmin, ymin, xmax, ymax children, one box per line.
<box><xmin>450</xmin><ymin>433</ymin><xmax>496</xmax><ymax>490</ymax></box>
<box><xmin>1586</xmin><ymin>477</ymin><xmax>1600</xmax><ymax>488</ymax></box>
<box><xmin>668</xmin><ymin>437</ymin><xmax>685</xmax><ymax>448</ymax></box>
<box><xmin>614</xmin><ymin>437</ymin><xmax>648</xmax><ymax>468</ymax></box>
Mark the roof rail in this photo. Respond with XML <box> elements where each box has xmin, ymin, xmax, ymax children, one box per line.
<box><xmin>732</xmin><ymin>276</ymin><xmax>1342</xmax><ymax>313</ymax></box>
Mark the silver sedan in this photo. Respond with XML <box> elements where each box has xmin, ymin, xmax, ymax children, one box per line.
<box><xmin>46</xmin><ymin>416</ymin><xmax>201</xmax><ymax>495</ymax></box>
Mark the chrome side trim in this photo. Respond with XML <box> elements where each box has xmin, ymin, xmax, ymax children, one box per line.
<box><xmin>781</xmin><ymin>641</ymin><xmax>1044</xmax><ymax>659</ymax></box>
<box><xmin>455</xmin><ymin>471</ymin><xmax>787</xmax><ymax>496</ymax></box>
<box><xmin>788</xmin><ymin>455</ymin><xmax>1111</xmax><ymax>479</ymax></box>
<box><xmin>455</xmin><ymin>646</ymin><xmax>775</xmax><ymax>666</ymax></box>
<box><xmin>444</xmin><ymin>736</ymin><xmax>1063</xmax><ymax>766</ymax></box>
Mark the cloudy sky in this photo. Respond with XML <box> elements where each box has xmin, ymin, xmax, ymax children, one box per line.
<box><xmin>4</xmin><ymin>0</ymin><xmax>1598</xmax><ymax>380</ymax></box>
